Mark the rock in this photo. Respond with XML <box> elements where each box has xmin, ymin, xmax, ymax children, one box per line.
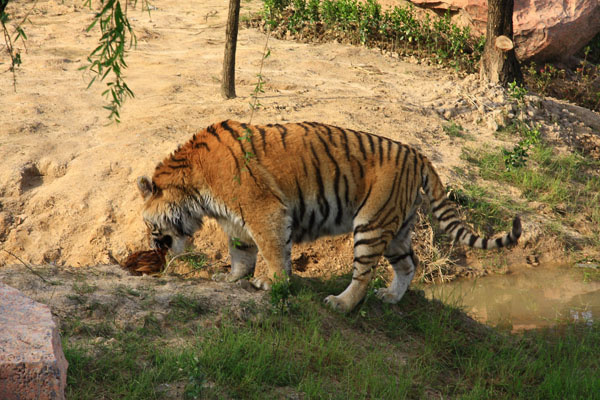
<box><xmin>491</xmin><ymin>109</ymin><xmax>508</xmax><ymax>127</ymax></box>
<box><xmin>0</xmin><ymin>283</ymin><xmax>67</xmax><ymax>400</ymax></box>
<box><xmin>407</xmin><ymin>0</ymin><xmax>600</xmax><ymax>62</ymax></box>
<box><xmin>575</xmin><ymin>263</ymin><xmax>600</xmax><ymax>269</ymax></box>
<box><xmin>493</xmin><ymin>93</ymin><xmax>505</xmax><ymax>104</ymax></box>
<box><xmin>486</xmin><ymin>117</ymin><xmax>499</xmax><ymax>131</ymax></box>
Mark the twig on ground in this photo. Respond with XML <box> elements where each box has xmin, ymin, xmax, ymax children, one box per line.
<box><xmin>2</xmin><ymin>249</ymin><xmax>50</xmax><ymax>283</ymax></box>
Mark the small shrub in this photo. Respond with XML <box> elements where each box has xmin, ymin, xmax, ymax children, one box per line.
<box><xmin>270</xmin><ymin>272</ymin><xmax>292</xmax><ymax>312</ymax></box>
<box><xmin>259</xmin><ymin>0</ymin><xmax>483</xmax><ymax>71</ymax></box>
<box><xmin>525</xmin><ymin>62</ymin><xmax>563</xmax><ymax>96</ymax></box>
<box><xmin>507</xmin><ymin>80</ymin><xmax>527</xmax><ymax>103</ymax></box>
<box><xmin>502</xmin><ymin>142</ymin><xmax>529</xmax><ymax>169</ymax></box>
<box><xmin>501</xmin><ymin>121</ymin><xmax>541</xmax><ymax>170</ymax></box>
<box><xmin>443</xmin><ymin>122</ymin><xmax>464</xmax><ymax>138</ymax></box>
<box><xmin>263</xmin><ymin>0</ymin><xmax>291</xmax><ymax>25</ymax></box>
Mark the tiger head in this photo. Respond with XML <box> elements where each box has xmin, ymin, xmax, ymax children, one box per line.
<box><xmin>137</xmin><ymin>176</ymin><xmax>203</xmax><ymax>255</ymax></box>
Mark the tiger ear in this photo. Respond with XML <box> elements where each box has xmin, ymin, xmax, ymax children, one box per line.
<box><xmin>137</xmin><ymin>176</ymin><xmax>154</xmax><ymax>200</ymax></box>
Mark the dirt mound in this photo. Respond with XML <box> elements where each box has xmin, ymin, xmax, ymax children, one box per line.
<box><xmin>0</xmin><ymin>263</ymin><xmax>267</xmax><ymax>335</ymax></box>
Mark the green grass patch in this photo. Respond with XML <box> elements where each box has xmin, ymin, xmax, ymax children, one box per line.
<box><xmin>167</xmin><ymin>294</ymin><xmax>206</xmax><ymax>324</ymax></box>
<box><xmin>72</xmin><ymin>281</ymin><xmax>97</xmax><ymax>295</ymax></box>
<box><xmin>62</xmin><ymin>318</ymin><xmax>115</xmax><ymax>338</ymax></box>
<box><xmin>196</xmin><ymin>307</ymin><xmax>414</xmax><ymax>398</ymax></box>
<box><xmin>443</xmin><ymin>121</ymin><xmax>465</xmax><ymax>138</ymax></box>
<box><xmin>447</xmin><ymin>178</ymin><xmax>524</xmax><ymax>235</ymax></box>
<box><xmin>63</xmin><ymin>277</ymin><xmax>600</xmax><ymax>399</ymax></box>
<box><xmin>65</xmin><ymin>331</ymin><xmax>192</xmax><ymax>399</ymax></box>
<box><xmin>463</xmin><ymin>145</ymin><xmax>600</xmax><ymax>230</ymax></box>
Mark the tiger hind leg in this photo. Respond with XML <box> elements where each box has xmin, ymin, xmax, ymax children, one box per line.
<box><xmin>376</xmin><ymin>214</ymin><xmax>417</xmax><ymax>304</ymax></box>
<box><xmin>325</xmin><ymin>220</ymin><xmax>396</xmax><ymax>312</ymax></box>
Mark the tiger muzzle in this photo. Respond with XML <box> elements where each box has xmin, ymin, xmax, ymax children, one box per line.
<box><xmin>152</xmin><ymin>235</ymin><xmax>173</xmax><ymax>250</ymax></box>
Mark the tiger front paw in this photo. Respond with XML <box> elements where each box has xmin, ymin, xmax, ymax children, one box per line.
<box><xmin>250</xmin><ymin>277</ymin><xmax>272</xmax><ymax>291</ymax></box>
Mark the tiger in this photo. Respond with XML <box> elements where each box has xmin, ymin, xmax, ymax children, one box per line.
<box><xmin>137</xmin><ymin>120</ymin><xmax>521</xmax><ymax>312</ymax></box>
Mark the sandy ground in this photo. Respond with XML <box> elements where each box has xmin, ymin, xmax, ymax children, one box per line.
<box><xmin>1</xmin><ymin>0</ymin><xmax>598</xmax><ymax>276</ymax></box>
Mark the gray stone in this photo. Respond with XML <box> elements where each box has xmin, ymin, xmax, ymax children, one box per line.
<box><xmin>0</xmin><ymin>283</ymin><xmax>67</xmax><ymax>400</ymax></box>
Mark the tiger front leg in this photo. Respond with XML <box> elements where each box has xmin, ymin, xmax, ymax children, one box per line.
<box><xmin>247</xmin><ymin>217</ymin><xmax>292</xmax><ymax>291</ymax></box>
<box><xmin>251</xmin><ymin>238</ymin><xmax>292</xmax><ymax>291</ymax></box>
<box><xmin>213</xmin><ymin>238</ymin><xmax>258</xmax><ymax>283</ymax></box>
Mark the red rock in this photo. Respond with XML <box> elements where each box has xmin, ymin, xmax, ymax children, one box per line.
<box><xmin>407</xmin><ymin>0</ymin><xmax>600</xmax><ymax>62</ymax></box>
<box><xmin>0</xmin><ymin>283</ymin><xmax>67</xmax><ymax>400</ymax></box>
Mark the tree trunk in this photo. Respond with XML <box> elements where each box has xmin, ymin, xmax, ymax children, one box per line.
<box><xmin>480</xmin><ymin>0</ymin><xmax>523</xmax><ymax>86</ymax></box>
<box><xmin>221</xmin><ymin>0</ymin><xmax>240</xmax><ymax>99</ymax></box>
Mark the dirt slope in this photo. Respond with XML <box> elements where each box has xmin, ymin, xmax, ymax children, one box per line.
<box><xmin>0</xmin><ymin>0</ymin><xmax>597</xmax><ymax>272</ymax></box>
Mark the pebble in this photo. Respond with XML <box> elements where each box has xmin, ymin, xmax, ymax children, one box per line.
<box><xmin>487</xmin><ymin>118</ymin><xmax>499</xmax><ymax>131</ymax></box>
<box><xmin>492</xmin><ymin>109</ymin><xmax>507</xmax><ymax>127</ymax></box>
<box><xmin>493</xmin><ymin>94</ymin><xmax>505</xmax><ymax>104</ymax></box>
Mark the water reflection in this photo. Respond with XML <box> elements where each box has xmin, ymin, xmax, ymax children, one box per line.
<box><xmin>422</xmin><ymin>266</ymin><xmax>600</xmax><ymax>332</ymax></box>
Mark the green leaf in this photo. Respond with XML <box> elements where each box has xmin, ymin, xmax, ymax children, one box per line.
<box><xmin>101</xmin><ymin>68</ymin><xmax>112</xmax><ymax>81</ymax></box>
<box><xmin>86</xmin><ymin>75</ymin><xmax>97</xmax><ymax>89</ymax></box>
<box><xmin>15</xmin><ymin>26</ymin><xmax>27</xmax><ymax>40</ymax></box>
<box><xmin>86</xmin><ymin>18</ymin><xmax>99</xmax><ymax>32</ymax></box>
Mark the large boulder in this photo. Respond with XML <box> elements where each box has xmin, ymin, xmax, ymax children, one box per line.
<box><xmin>0</xmin><ymin>282</ymin><xmax>68</xmax><ymax>400</ymax></box>
<box><xmin>408</xmin><ymin>0</ymin><xmax>600</xmax><ymax>62</ymax></box>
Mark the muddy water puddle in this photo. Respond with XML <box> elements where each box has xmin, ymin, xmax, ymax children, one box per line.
<box><xmin>423</xmin><ymin>266</ymin><xmax>600</xmax><ymax>332</ymax></box>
